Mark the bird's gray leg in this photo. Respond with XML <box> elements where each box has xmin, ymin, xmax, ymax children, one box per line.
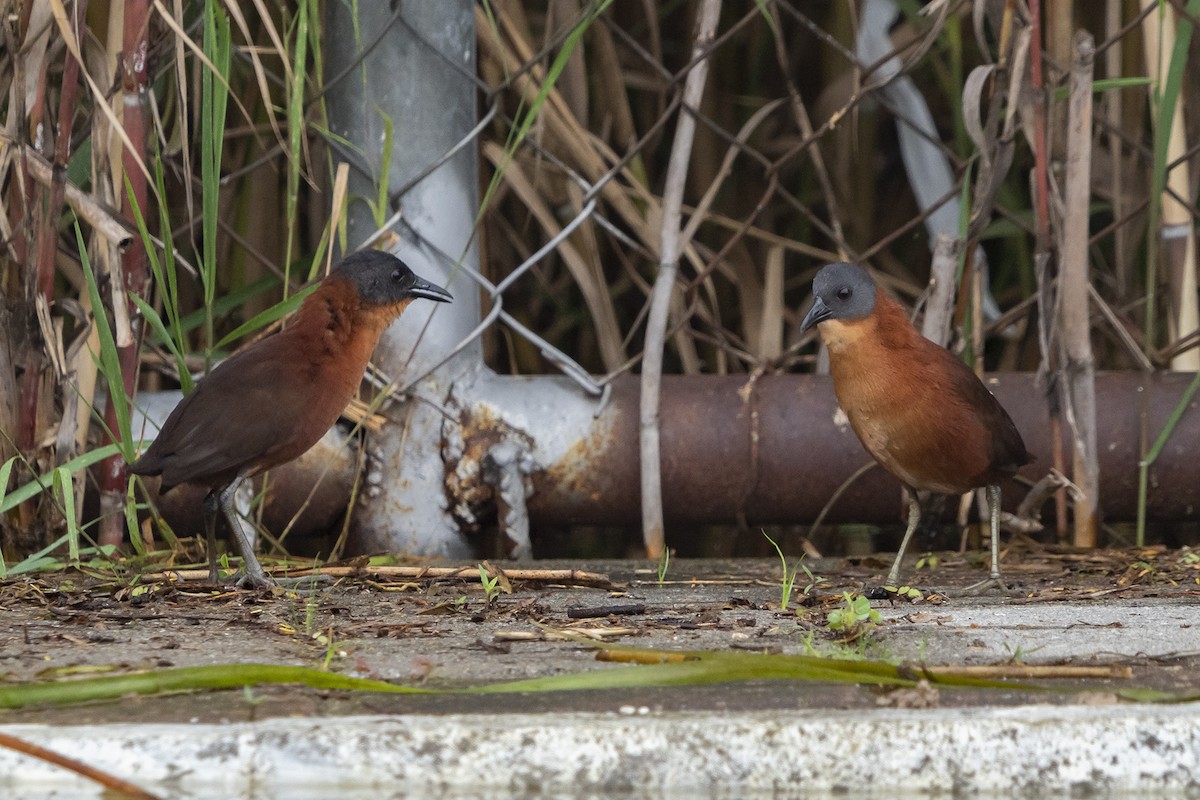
<box><xmin>202</xmin><ymin>490</ymin><xmax>221</xmax><ymax>583</ymax></box>
<box><xmin>958</xmin><ymin>484</ymin><xmax>1008</xmax><ymax>596</ymax></box>
<box><xmin>218</xmin><ymin>478</ymin><xmax>273</xmax><ymax>589</ymax></box>
<box><xmin>884</xmin><ymin>487</ymin><xmax>922</xmax><ymax>588</ymax></box>
<box><xmin>987</xmin><ymin>483</ymin><xmax>1002</xmax><ymax>580</ymax></box>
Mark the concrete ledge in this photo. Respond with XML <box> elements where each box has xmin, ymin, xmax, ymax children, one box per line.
<box><xmin>3</xmin><ymin>703</ymin><xmax>1199</xmax><ymax>798</ymax></box>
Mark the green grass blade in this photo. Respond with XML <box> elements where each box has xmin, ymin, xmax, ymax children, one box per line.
<box><xmin>374</xmin><ymin>110</ymin><xmax>393</xmax><ymax>231</ymax></box>
<box><xmin>51</xmin><ymin>467</ymin><xmax>80</xmax><ymax>565</ymax></box>
<box><xmin>76</xmin><ymin>224</ymin><xmax>134</xmax><ymax>459</ymax></box>
<box><xmin>1144</xmin><ymin>0</ymin><xmax>1200</xmax><ymax>352</ymax></box>
<box><xmin>1137</xmin><ymin>370</ymin><xmax>1200</xmax><ymax>545</ymax></box>
<box><xmin>201</xmin><ymin>0</ymin><xmax>232</xmax><ymax>365</ymax></box>
<box><xmin>0</xmin><ymin>444</ymin><xmax>125</xmax><ymax>516</ymax></box>
<box><xmin>0</xmin><ymin>456</ymin><xmax>17</xmax><ymax>578</ymax></box>
<box><xmin>2</xmin><ymin>533</ymin><xmax>72</xmax><ymax>576</ymax></box>
<box><xmin>129</xmin><ymin>294</ymin><xmax>190</xmax><ymax>382</ymax></box>
<box><xmin>1119</xmin><ymin>687</ymin><xmax>1200</xmax><ymax>703</ymax></box>
<box><xmin>214</xmin><ymin>283</ymin><xmax>317</xmax><ymax>349</ymax></box>
<box><xmin>125</xmin><ymin>480</ymin><xmax>146</xmax><ymax>557</ymax></box>
<box><xmin>285</xmin><ymin>0</ymin><xmax>309</xmax><ymax>284</ymax></box>
<box><xmin>0</xmin><ymin>664</ymin><xmax>430</xmax><ymax>709</ymax></box>
<box><xmin>171</xmin><ymin>275</ymin><xmax>283</xmax><ymax>345</ymax></box>
<box><xmin>126</xmin><ymin>169</ymin><xmax>193</xmax><ymax>393</ymax></box>
<box><xmin>0</xmin><ymin>646</ymin><xmax>1044</xmax><ymax>710</ymax></box>
<box><xmin>478</xmin><ymin>0</ymin><xmax>613</xmax><ymax>224</ymax></box>
<box><xmin>476</xmin><ymin>647</ymin><xmax>1036</xmax><ymax>694</ymax></box>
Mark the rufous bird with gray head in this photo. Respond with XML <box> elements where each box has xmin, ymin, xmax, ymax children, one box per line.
<box><xmin>802</xmin><ymin>261</ymin><xmax>1031</xmax><ymax>593</ymax></box>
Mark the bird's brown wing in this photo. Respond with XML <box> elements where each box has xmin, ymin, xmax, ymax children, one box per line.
<box><xmin>132</xmin><ymin>338</ymin><xmax>314</xmax><ymax>490</ymax></box>
<box><xmin>933</xmin><ymin>345</ymin><xmax>1032</xmax><ymax>477</ymax></box>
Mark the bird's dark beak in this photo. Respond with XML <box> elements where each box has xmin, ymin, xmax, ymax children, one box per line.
<box><xmin>801</xmin><ymin>296</ymin><xmax>832</xmax><ymax>331</ymax></box>
<box><xmin>409</xmin><ymin>276</ymin><xmax>453</xmax><ymax>303</ymax></box>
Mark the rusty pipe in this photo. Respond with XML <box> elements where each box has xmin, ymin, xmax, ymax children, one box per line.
<box><xmin>135</xmin><ymin>371</ymin><xmax>1200</xmax><ymax>547</ymax></box>
<box><xmin>525</xmin><ymin>372</ymin><xmax>1200</xmax><ymax>525</ymax></box>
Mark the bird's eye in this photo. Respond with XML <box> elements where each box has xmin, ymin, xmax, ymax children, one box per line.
<box><xmin>836</xmin><ymin>286</ymin><xmax>852</xmax><ymax>301</ymax></box>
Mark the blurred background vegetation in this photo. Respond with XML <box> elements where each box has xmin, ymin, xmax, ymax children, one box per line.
<box><xmin>1</xmin><ymin>0</ymin><xmax>1199</xmax><ymax>566</ymax></box>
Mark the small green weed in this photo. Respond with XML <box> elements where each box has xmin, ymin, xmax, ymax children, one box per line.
<box><xmin>478</xmin><ymin>564</ymin><xmax>509</xmax><ymax>605</ymax></box>
<box><xmin>762</xmin><ymin>531</ymin><xmax>823</xmax><ymax>610</ymax></box>
<box><xmin>826</xmin><ymin>592</ymin><xmax>882</xmax><ymax>641</ymax></box>
<box><xmin>317</xmin><ymin>628</ymin><xmax>347</xmax><ymax>671</ymax></box>
<box><xmin>1002</xmin><ymin>642</ymin><xmax>1045</xmax><ymax>665</ymax></box>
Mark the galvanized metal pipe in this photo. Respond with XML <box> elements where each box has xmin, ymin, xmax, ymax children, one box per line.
<box><xmin>325</xmin><ymin>0</ymin><xmax>482</xmax><ymax>558</ymax></box>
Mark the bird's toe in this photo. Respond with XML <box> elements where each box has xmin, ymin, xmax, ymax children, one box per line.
<box><xmin>954</xmin><ymin>576</ymin><xmax>1014</xmax><ymax>597</ymax></box>
<box><xmin>233</xmin><ymin>570</ymin><xmax>276</xmax><ymax>590</ymax></box>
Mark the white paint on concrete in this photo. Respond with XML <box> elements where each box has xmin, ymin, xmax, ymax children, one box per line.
<box><xmin>3</xmin><ymin>703</ymin><xmax>1200</xmax><ymax>798</ymax></box>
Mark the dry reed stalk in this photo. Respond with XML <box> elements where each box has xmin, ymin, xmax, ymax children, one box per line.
<box><xmin>640</xmin><ymin>0</ymin><xmax>721</xmax><ymax>559</ymax></box>
<box><xmin>922</xmin><ymin>234</ymin><xmax>961</xmax><ymax>348</ymax></box>
<box><xmin>1060</xmin><ymin>30</ymin><xmax>1098</xmax><ymax>547</ymax></box>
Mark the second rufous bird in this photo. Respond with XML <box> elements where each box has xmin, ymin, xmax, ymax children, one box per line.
<box><xmin>130</xmin><ymin>249</ymin><xmax>452</xmax><ymax>587</ymax></box>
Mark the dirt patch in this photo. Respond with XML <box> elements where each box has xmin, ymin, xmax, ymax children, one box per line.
<box><xmin>1</xmin><ymin>547</ymin><xmax>1198</xmax><ymax>725</ymax></box>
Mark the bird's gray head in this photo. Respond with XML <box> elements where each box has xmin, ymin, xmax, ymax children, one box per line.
<box><xmin>801</xmin><ymin>262</ymin><xmax>878</xmax><ymax>330</ymax></box>
<box><xmin>332</xmin><ymin>250</ymin><xmax>453</xmax><ymax>307</ymax></box>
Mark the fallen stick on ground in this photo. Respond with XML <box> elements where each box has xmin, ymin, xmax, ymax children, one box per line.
<box><xmin>0</xmin><ymin>732</ymin><xmax>161</xmax><ymax>799</ymax></box>
<box><xmin>920</xmin><ymin>664</ymin><xmax>1133</xmax><ymax>680</ymax></box>
<box><xmin>495</xmin><ymin>628</ymin><xmax>637</xmax><ymax>642</ymax></box>
<box><xmin>141</xmin><ymin>565</ymin><xmax>615</xmax><ymax>589</ymax></box>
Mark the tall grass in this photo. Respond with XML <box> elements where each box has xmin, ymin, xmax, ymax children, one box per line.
<box><xmin>1</xmin><ymin>2</ymin><xmax>1198</xmax><ymax>562</ymax></box>
<box><xmin>200</xmin><ymin>0</ymin><xmax>232</xmax><ymax>368</ymax></box>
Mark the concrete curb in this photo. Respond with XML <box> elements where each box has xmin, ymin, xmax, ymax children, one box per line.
<box><xmin>3</xmin><ymin>702</ymin><xmax>1199</xmax><ymax>798</ymax></box>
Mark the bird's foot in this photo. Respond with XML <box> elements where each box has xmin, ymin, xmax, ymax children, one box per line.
<box><xmin>222</xmin><ymin>566</ymin><xmax>332</xmax><ymax>592</ymax></box>
<box><xmin>233</xmin><ymin>572</ymin><xmax>275</xmax><ymax>590</ymax></box>
<box><xmin>953</xmin><ymin>576</ymin><xmax>1012</xmax><ymax>597</ymax></box>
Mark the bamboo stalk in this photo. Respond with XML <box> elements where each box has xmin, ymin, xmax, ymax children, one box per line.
<box><xmin>1139</xmin><ymin>0</ymin><xmax>1200</xmax><ymax>371</ymax></box>
<box><xmin>18</xmin><ymin>149</ymin><xmax>132</xmax><ymax>247</ymax></box>
<box><xmin>1059</xmin><ymin>30</ymin><xmax>1098</xmax><ymax>548</ymax></box>
<box><xmin>15</xmin><ymin>1</ymin><xmax>86</xmax><ymax>540</ymax></box>
<box><xmin>14</xmin><ymin>9</ymin><xmax>58</xmax><ymax>459</ymax></box>
<box><xmin>1027</xmin><ymin>0</ymin><xmax>1067</xmax><ymax>541</ymax></box>
<box><xmin>1105</xmin><ymin>0</ymin><xmax>1128</xmax><ymax>300</ymax></box>
<box><xmin>97</xmin><ymin>0</ymin><xmax>152</xmax><ymax>549</ymax></box>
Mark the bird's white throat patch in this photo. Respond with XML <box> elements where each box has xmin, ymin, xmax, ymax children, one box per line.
<box><xmin>817</xmin><ymin>317</ymin><xmax>873</xmax><ymax>354</ymax></box>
